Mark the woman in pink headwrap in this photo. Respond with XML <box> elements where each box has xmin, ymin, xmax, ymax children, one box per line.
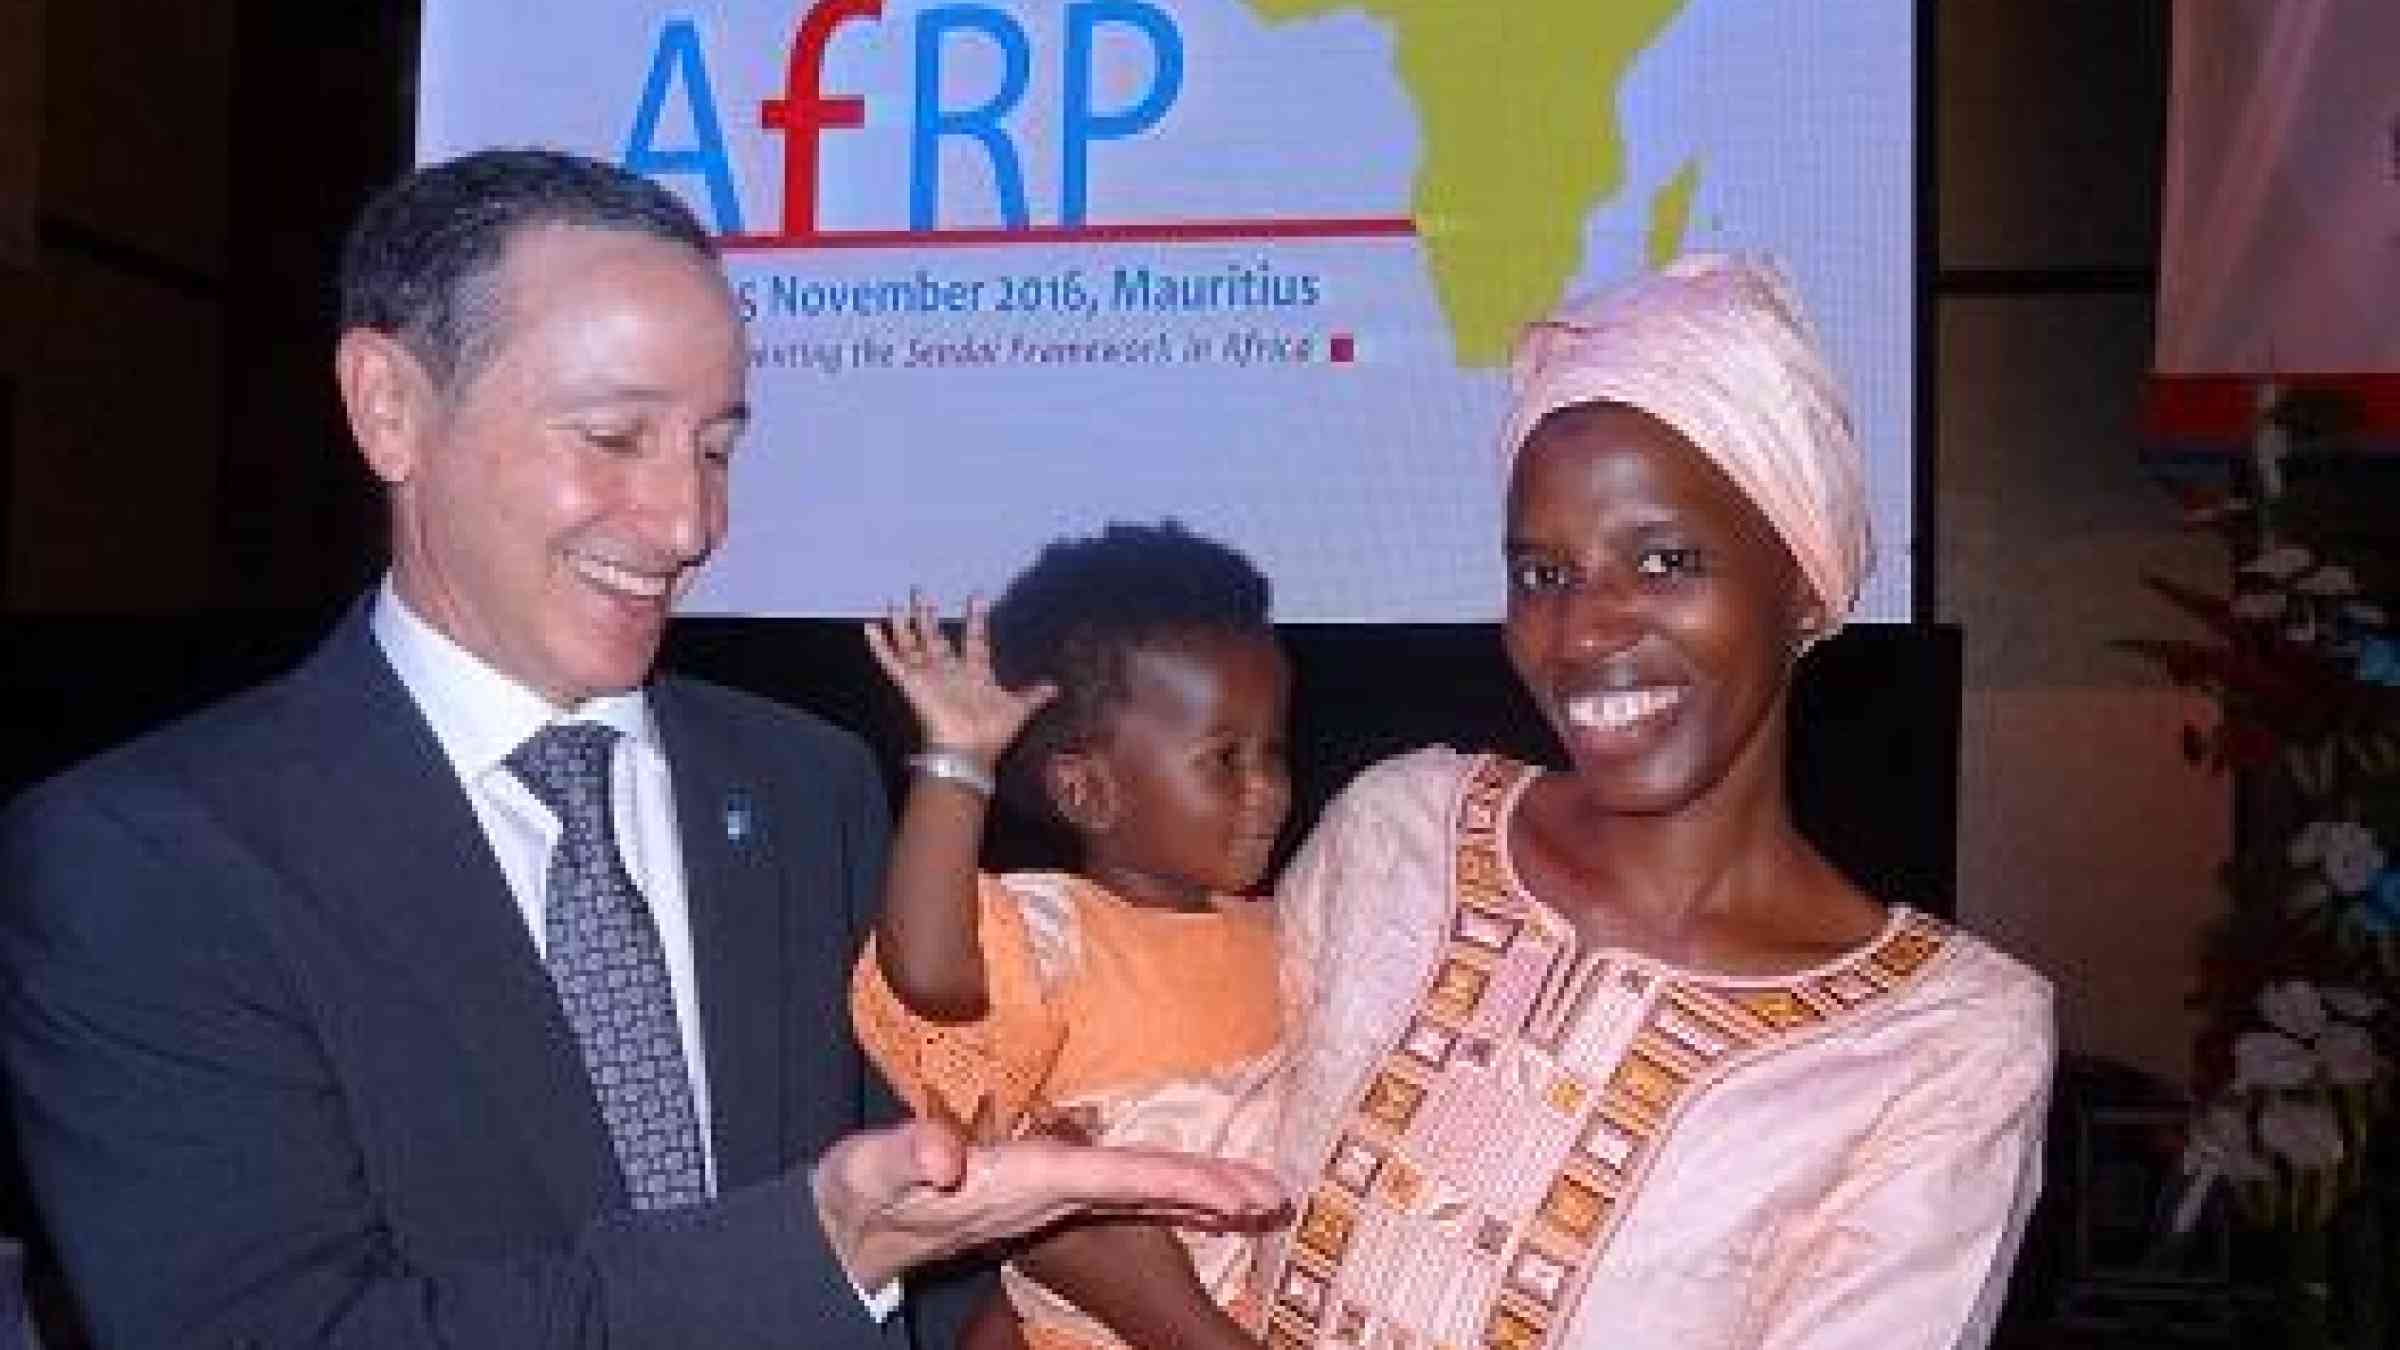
<box><xmin>988</xmin><ymin>255</ymin><xmax>2054</xmax><ymax>1350</ymax></box>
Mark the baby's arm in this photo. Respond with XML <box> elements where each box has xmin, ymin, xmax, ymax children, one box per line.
<box><xmin>864</xmin><ymin>594</ymin><xmax>1055</xmax><ymax>1023</ymax></box>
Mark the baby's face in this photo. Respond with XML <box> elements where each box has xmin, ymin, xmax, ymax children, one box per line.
<box><xmin>1072</xmin><ymin>633</ymin><xmax>1293</xmax><ymax>907</ymax></box>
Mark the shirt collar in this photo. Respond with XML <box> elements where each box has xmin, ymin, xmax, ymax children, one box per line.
<box><xmin>370</xmin><ymin>576</ymin><xmax>658</xmax><ymax>784</ymax></box>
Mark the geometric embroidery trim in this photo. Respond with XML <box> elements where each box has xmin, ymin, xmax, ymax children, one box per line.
<box><xmin>1265</xmin><ymin>755</ymin><xmax>1955</xmax><ymax>1349</ymax></box>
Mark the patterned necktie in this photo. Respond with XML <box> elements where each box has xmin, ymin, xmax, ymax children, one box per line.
<box><xmin>506</xmin><ymin>721</ymin><xmax>708</xmax><ymax>1211</ymax></box>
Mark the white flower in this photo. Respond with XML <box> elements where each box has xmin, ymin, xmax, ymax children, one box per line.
<box><xmin>2296</xmin><ymin>565</ymin><xmax>2359</xmax><ymax>597</ymax></box>
<box><xmin>2183</xmin><ymin>1103</ymin><xmax>2271</xmax><ymax>1180</ymax></box>
<box><xmin>2242</xmin><ymin>545</ymin><xmax>2315</xmax><ymax>580</ymax></box>
<box><xmin>2294</xmin><ymin>822</ymin><xmax>2387</xmax><ymax>894</ymax></box>
<box><xmin>2321</xmin><ymin>823</ymin><xmax>2388</xmax><ymax>895</ymax></box>
<box><xmin>2234</xmin><ymin>1029</ymin><xmax>2316</xmax><ymax>1090</ymax></box>
<box><xmin>2323</xmin><ymin>986</ymin><xmax>2386</xmax><ymax>1020</ymax></box>
<box><xmin>2260</xmin><ymin>980</ymin><xmax>2331</xmax><ymax>1041</ymax></box>
<box><xmin>2173</xmin><ymin>1103</ymin><xmax>2272</xmax><ymax>1234</ymax></box>
<box><xmin>2320</xmin><ymin>1023</ymin><xmax>2383</xmax><ymax>1085</ymax></box>
<box><xmin>2258</xmin><ymin>1097</ymin><xmax>2346</xmax><ymax>1169</ymax></box>
<box><xmin>2234</xmin><ymin>590</ymin><xmax>2291</xmax><ymax>619</ymax></box>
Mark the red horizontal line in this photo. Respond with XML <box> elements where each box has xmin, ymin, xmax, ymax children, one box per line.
<box><xmin>2143</xmin><ymin>372</ymin><xmax>2400</xmax><ymax>435</ymax></box>
<box><xmin>719</xmin><ymin>217</ymin><xmax>1417</xmax><ymax>250</ymax></box>
<box><xmin>2141</xmin><ymin>442</ymin><xmax>2400</xmax><ymax>456</ymax></box>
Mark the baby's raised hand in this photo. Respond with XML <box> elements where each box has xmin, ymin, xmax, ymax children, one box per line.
<box><xmin>864</xmin><ymin>593</ymin><xmax>1056</xmax><ymax>766</ymax></box>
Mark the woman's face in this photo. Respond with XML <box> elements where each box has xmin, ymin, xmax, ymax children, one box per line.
<box><xmin>1502</xmin><ymin>403</ymin><xmax>1814</xmax><ymax>815</ymax></box>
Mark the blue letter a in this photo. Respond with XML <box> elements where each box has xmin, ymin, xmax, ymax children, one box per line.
<box><xmin>623</xmin><ymin>19</ymin><xmax>745</xmax><ymax>234</ymax></box>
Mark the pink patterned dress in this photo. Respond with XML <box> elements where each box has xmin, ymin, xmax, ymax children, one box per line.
<box><xmin>1262</xmin><ymin>749</ymin><xmax>2054</xmax><ymax>1350</ymax></box>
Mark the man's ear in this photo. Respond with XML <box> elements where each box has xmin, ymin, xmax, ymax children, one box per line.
<box><xmin>334</xmin><ymin>329</ymin><xmax>435</xmax><ymax>487</ymax></box>
<box><xmin>1045</xmin><ymin>751</ymin><xmax>1118</xmax><ymax>834</ymax></box>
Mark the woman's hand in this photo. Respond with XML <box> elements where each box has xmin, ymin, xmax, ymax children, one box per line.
<box><xmin>864</xmin><ymin>592</ymin><xmax>1055</xmax><ymax>766</ymax></box>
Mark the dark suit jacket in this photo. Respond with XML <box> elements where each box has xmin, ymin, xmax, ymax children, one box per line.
<box><xmin>0</xmin><ymin>605</ymin><xmax>925</xmax><ymax>1348</ymax></box>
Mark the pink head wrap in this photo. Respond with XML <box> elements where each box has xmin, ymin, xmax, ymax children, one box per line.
<box><xmin>1496</xmin><ymin>253</ymin><xmax>1872</xmax><ymax>633</ymax></box>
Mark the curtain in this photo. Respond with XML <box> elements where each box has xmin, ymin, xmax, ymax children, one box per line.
<box><xmin>2155</xmin><ymin>0</ymin><xmax>2399</xmax><ymax>375</ymax></box>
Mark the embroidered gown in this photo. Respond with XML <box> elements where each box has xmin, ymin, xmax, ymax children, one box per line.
<box><xmin>1262</xmin><ymin>749</ymin><xmax>2054</xmax><ymax>1350</ymax></box>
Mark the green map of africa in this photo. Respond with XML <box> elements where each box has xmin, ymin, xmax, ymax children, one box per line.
<box><xmin>1246</xmin><ymin>0</ymin><xmax>1693</xmax><ymax>366</ymax></box>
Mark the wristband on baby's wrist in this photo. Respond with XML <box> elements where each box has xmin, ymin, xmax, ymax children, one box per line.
<box><xmin>906</xmin><ymin>747</ymin><xmax>996</xmax><ymax>797</ymax></box>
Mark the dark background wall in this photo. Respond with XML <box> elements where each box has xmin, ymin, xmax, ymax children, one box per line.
<box><xmin>0</xmin><ymin>0</ymin><xmax>407</xmax><ymax>616</ymax></box>
<box><xmin>1932</xmin><ymin>3</ymin><xmax>2225</xmax><ymax>1085</ymax></box>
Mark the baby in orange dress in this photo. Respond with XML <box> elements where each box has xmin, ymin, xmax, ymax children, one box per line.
<box><xmin>853</xmin><ymin>521</ymin><xmax>1291</xmax><ymax>1350</ymax></box>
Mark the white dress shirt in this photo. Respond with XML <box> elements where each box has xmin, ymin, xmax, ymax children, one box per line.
<box><xmin>371</xmin><ymin>580</ymin><xmax>718</xmax><ymax>1195</ymax></box>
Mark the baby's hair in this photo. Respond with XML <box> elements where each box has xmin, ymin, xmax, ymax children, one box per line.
<box><xmin>987</xmin><ymin>520</ymin><xmax>1274</xmax><ymax>828</ymax></box>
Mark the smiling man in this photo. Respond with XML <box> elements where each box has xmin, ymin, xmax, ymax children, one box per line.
<box><xmin>0</xmin><ymin>149</ymin><xmax>1280</xmax><ymax>1350</ymax></box>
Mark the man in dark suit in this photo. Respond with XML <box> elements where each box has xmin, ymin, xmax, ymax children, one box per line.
<box><xmin>0</xmin><ymin>149</ymin><xmax>1278</xmax><ymax>1349</ymax></box>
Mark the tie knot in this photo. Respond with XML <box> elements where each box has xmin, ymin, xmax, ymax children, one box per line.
<box><xmin>506</xmin><ymin>721</ymin><xmax>622</xmax><ymax>824</ymax></box>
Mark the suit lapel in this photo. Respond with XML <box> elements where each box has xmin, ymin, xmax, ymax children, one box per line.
<box><xmin>652</xmin><ymin>681</ymin><xmax>789</xmax><ymax>1190</ymax></box>
<box><xmin>286</xmin><ymin>609</ymin><xmax>623</xmax><ymax>1222</ymax></box>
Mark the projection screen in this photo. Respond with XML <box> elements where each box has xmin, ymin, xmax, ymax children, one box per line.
<box><xmin>418</xmin><ymin>0</ymin><xmax>1916</xmax><ymax>622</ymax></box>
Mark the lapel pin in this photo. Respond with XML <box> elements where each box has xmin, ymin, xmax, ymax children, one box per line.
<box><xmin>723</xmin><ymin>789</ymin><xmax>755</xmax><ymax>843</ymax></box>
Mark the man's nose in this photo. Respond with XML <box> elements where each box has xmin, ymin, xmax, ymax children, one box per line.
<box><xmin>640</xmin><ymin>450</ymin><xmax>720</xmax><ymax>562</ymax></box>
